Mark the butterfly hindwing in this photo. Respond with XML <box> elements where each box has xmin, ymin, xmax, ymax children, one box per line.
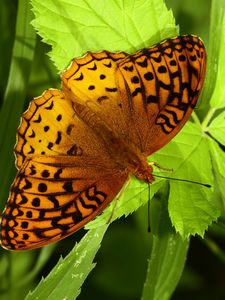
<box><xmin>0</xmin><ymin>155</ymin><xmax>128</xmax><ymax>250</ymax></box>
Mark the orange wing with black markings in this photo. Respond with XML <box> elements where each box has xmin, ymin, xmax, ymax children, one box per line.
<box><xmin>15</xmin><ymin>89</ymin><xmax>112</xmax><ymax>169</ymax></box>
<box><xmin>116</xmin><ymin>35</ymin><xmax>206</xmax><ymax>155</ymax></box>
<box><xmin>1</xmin><ymin>156</ymin><xmax>127</xmax><ymax>250</ymax></box>
<box><xmin>1</xmin><ymin>89</ymin><xmax>129</xmax><ymax>250</ymax></box>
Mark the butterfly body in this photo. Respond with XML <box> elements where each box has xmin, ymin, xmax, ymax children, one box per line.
<box><xmin>0</xmin><ymin>35</ymin><xmax>206</xmax><ymax>250</ymax></box>
<box><xmin>69</xmin><ymin>94</ymin><xmax>153</xmax><ymax>182</ymax></box>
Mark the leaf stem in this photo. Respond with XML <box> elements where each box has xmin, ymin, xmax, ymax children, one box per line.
<box><xmin>203</xmin><ymin>236</ymin><xmax>225</xmax><ymax>264</ymax></box>
<box><xmin>191</xmin><ymin>111</ymin><xmax>201</xmax><ymax>127</ymax></box>
<box><xmin>201</xmin><ymin>107</ymin><xmax>217</xmax><ymax>131</ymax></box>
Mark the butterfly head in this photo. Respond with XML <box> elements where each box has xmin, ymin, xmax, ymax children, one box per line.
<box><xmin>133</xmin><ymin>161</ymin><xmax>155</xmax><ymax>184</ymax></box>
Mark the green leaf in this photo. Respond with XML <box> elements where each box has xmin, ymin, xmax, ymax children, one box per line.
<box><xmin>208</xmin><ymin>138</ymin><xmax>225</xmax><ymax>179</ymax></box>
<box><xmin>207</xmin><ymin>111</ymin><xmax>225</xmax><ymax>145</ymax></box>
<box><xmin>141</xmin><ymin>186</ymin><xmax>189</xmax><ymax>300</ymax></box>
<box><xmin>169</xmin><ymin>182</ymin><xmax>217</xmax><ymax>238</ymax></box>
<box><xmin>31</xmin><ymin>0</ymin><xmax>178</xmax><ymax>70</ymax></box>
<box><xmin>208</xmin><ymin>138</ymin><xmax>225</xmax><ymax>213</ymax></box>
<box><xmin>25</xmin><ymin>225</ymin><xmax>108</xmax><ymax>300</ymax></box>
<box><xmin>153</xmin><ymin>122</ymin><xmax>219</xmax><ymax>237</ymax></box>
<box><xmin>151</xmin><ymin>121</ymin><xmax>204</xmax><ymax>176</ymax></box>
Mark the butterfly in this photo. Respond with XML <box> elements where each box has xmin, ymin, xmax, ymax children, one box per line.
<box><xmin>0</xmin><ymin>35</ymin><xmax>206</xmax><ymax>250</ymax></box>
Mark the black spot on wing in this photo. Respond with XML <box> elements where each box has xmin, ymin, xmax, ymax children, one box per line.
<box><xmin>105</xmin><ymin>87</ymin><xmax>117</xmax><ymax>92</ymax></box>
<box><xmin>45</xmin><ymin>101</ymin><xmax>54</xmax><ymax>110</ymax></box>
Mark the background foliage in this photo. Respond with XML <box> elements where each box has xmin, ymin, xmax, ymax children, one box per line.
<box><xmin>0</xmin><ymin>0</ymin><xmax>225</xmax><ymax>299</ymax></box>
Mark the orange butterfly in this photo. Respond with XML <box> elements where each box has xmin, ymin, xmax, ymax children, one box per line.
<box><xmin>0</xmin><ymin>35</ymin><xmax>206</xmax><ymax>250</ymax></box>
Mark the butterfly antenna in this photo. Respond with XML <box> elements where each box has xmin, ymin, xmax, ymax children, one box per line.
<box><xmin>147</xmin><ymin>183</ymin><xmax>151</xmax><ymax>233</ymax></box>
<box><xmin>153</xmin><ymin>174</ymin><xmax>211</xmax><ymax>188</ymax></box>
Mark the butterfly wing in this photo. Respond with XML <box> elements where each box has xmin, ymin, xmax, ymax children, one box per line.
<box><xmin>0</xmin><ymin>155</ymin><xmax>128</xmax><ymax>250</ymax></box>
<box><xmin>1</xmin><ymin>89</ymin><xmax>128</xmax><ymax>250</ymax></box>
<box><xmin>116</xmin><ymin>35</ymin><xmax>206</xmax><ymax>155</ymax></box>
<box><xmin>61</xmin><ymin>51</ymin><xmax>131</xmax><ymax>141</ymax></box>
<box><xmin>15</xmin><ymin>89</ymin><xmax>113</xmax><ymax>169</ymax></box>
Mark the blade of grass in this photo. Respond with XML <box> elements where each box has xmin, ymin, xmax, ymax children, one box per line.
<box><xmin>200</xmin><ymin>0</ymin><xmax>225</xmax><ymax>107</ymax></box>
<box><xmin>0</xmin><ymin>0</ymin><xmax>36</xmax><ymax>211</ymax></box>
<box><xmin>15</xmin><ymin>244</ymin><xmax>56</xmax><ymax>288</ymax></box>
<box><xmin>0</xmin><ymin>2</ymin><xmax>36</xmax><ymax>299</ymax></box>
<box><xmin>141</xmin><ymin>183</ymin><xmax>189</xmax><ymax>300</ymax></box>
<box><xmin>209</xmin><ymin>12</ymin><xmax>225</xmax><ymax>109</ymax></box>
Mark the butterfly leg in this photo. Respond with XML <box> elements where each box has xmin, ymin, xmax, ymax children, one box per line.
<box><xmin>148</xmin><ymin>161</ymin><xmax>173</xmax><ymax>173</ymax></box>
<box><xmin>107</xmin><ymin>177</ymin><xmax>131</xmax><ymax>224</ymax></box>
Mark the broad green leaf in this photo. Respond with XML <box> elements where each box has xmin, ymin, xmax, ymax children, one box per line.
<box><xmin>208</xmin><ymin>138</ymin><xmax>225</xmax><ymax>176</ymax></box>
<box><xmin>142</xmin><ymin>186</ymin><xmax>189</xmax><ymax>300</ymax></box>
<box><xmin>31</xmin><ymin>0</ymin><xmax>178</xmax><ymax>70</ymax></box>
<box><xmin>151</xmin><ymin>121</ymin><xmax>204</xmax><ymax>176</ymax></box>
<box><xmin>25</xmin><ymin>225</ymin><xmax>108</xmax><ymax>300</ymax></box>
<box><xmin>207</xmin><ymin>110</ymin><xmax>225</xmax><ymax>145</ymax></box>
<box><xmin>169</xmin><ymin>182</ymin><xmax>217</xmax><ymax>238</ymax></box>
<box><xmin>153</xmin><ymin>122</ymin><xmax>218</xmax><ymax>237</ymax></box>
<box><xmin>208</xmin><ymin>138</ymin><xmax>225</xmax><ymax>213</ymax></box>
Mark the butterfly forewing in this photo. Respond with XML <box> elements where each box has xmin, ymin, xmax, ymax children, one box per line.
<box><xmin>15</xmin><ymin>89</ymin><xmax>112</xmax><ymax>168</ymax></box>
<box><xmin>117</xmin><ymin>35</ymin><xmax>206</xmax><ymax>155</ymax></box>
<box><xmin>61</xmin><ymin>51</ymin><xmax>130</xmax><ymax>140</ymax></box>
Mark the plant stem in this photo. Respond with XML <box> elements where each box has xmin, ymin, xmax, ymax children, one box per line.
<box><xmin>203</xmin><ymin>236</ymin><xmax>225</xmax><ymax>264</ymax></box>
<box><xmin>191</xmin><ymin>111</ymin><xmax>201</xmax><ymax>127</ymax></box>
<box><xmin>201</xmin><ymin>108</ymin><xmax>217</xmax><ymax>130</ymax></box>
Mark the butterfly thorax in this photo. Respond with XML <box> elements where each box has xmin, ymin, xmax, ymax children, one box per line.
<box><xmin>122</xmin><ymin>151</ymin><xmax>154</xmax><ymax>184</ymax></box>
<box><xmin>132</xmin><ymin>162</ymin><xmax>154</xmax><ymax>183</ymax></box>
<box><xmin>106</xmin><ymin>136</ymin><xmax>155</xmax><ymax>183</ymax></box>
